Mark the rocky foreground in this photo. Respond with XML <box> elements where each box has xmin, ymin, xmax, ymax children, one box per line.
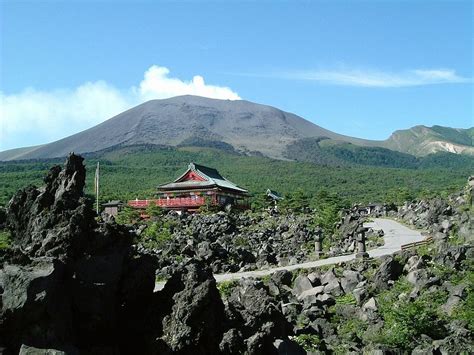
<box><xmin>0</xmin><ymin>155</ymin><xmax>473</xmax><ymax>354</ymax></box>
<box><xmin>136</xmin><ymin>202</ymin><xmax>384</xmax><ymax>280</ymax></box>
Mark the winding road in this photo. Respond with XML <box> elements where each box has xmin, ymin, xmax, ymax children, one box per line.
<box><xmin>154</xmin><ymin>218</ymin><xmax>424</xmax><ymax>291</ymax></box>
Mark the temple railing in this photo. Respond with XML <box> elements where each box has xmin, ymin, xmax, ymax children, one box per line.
<box><xmin>128</xmin><ymin>196</ymin><xmax>250</xmax><ymax>210</ymax></box>
<box><xmin>128</xmin><ymin>197</ymin><xmax>209</xmax><ymax>208</ymax></box>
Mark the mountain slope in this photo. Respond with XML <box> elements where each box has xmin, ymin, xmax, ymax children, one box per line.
<box><xmin>384</xmin><ymin>125</ymin><xmax>474</xmax><ymax>156</ymax></box>
<box><xmin>0</xmin><ymin>145</ymin><xmax>45</xmax><ymax>161</ymax></box>
<box><xmin>0</xmin><ymin>95</ymin><xmax>471</xmax><ymax>161</ymax></box>
<box><xmin>0</xmin><ymin>95</ymin><xmax>378</xmax><ymax>161</ymax></box>
<box><xmin>1</xmin><ymin>144</ymin><xmax>472</xmax><ymax>206</ymax></box>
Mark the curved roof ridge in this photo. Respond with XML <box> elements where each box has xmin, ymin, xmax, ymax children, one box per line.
<box><xmin>160</xmin><ymin>162</ymin><xmax>248</xmax><ymax>193</ymax></box>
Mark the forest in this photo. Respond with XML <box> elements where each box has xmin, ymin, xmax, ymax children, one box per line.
<box><xmin>0</xmin><ymin>144</ymin><xmax>472</xmax><ymax>208</ymax></box>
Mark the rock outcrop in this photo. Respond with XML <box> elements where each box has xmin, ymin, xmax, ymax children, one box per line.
<box><xmin>395</xmin><ymin>177</ymin><xmax>473</xmax><ymax>245</ymax></box>
<box><xmin>138</xmin><ymin>210</ymin><xmax>318</xmax><ymax>279</ymax></box>
<box><xmin>0</xmin><ymin>155</ymin><xmax>157</xmax><ymax>353</ymax></box>
<box><xmin>153</xmin><ymin>260</ymin><xmax>226</xmax><ymax>354</ymax></box>
<box><xmin>0</xmin><ymin>154</ymin><xmax>300</xmax><ymax>354</ymax></box>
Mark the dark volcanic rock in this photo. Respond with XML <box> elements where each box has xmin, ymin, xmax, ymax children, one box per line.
<box><xmin>6</xmin><ymin>154</ymin><xmax>94</xmax><ymax>260</ymax></box>
<box><xmin>153</xmin><ymin>260</ymin><xmax>225</xmax><ymax>354</ymax></box>
<box><xmin>225</xmin><ymin>279</ymin><xmax>291</xmax><ymax>354</ymax></box>
<box><xmin>373</xmin><ymin>255</ymin><xmax>403</xmax><ymax>291</ymax></box>
<box><xmin>0</xmin><ymin>154</ymin><xmax>157</xmax><ymax>354</ymax></box>
<box><xmin>0</xmin><ymin>258</ymin><xmax>70</xmax><ymax>351</ymax></box>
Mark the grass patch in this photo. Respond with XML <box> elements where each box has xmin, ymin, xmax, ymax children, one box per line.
<box><xmin>291</xmin><ymin>334</ymin><xmax>321</xmax><ymax>352</ymax></box>
<box><xmin>217</xmin><ymin>279</ymin><xmax>239</xmax><ymax>298</ymax></box>
<box><xmin>155</xmin><ymin>275</ymin><xmax>169</xmax><ymax>282</ymax></box>
<box><xmin>338</xmin><ymin>318</ymin><xmax>368</xmax><ymax>342</ymax></box>
<box><xmin>335</xmin><ymin>293</ymin><xmax>356</xmax><ymax>305</ymax></box>
<box><xmin>0</xmin><ymin>230</ymin><xmax>11</xmax><ymax>250</ymax></box>
<box><xmin>375</xmin><ymin>279</ymin><xmax>448</xmax><ymax>350</ymax></box>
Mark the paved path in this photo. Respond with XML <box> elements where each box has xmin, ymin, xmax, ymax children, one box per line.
<box><xmin>154</xmin><ymin>218</ymin><xmax>424</xmax><ymax>291</ymax></box>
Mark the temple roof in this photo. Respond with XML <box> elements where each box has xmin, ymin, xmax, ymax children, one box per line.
<box><xmin>102</xmin><ymin>200</ymin><xmax>123</xmax><ymax>207</ymax></box>
<box><xmin>158</xmin><ymin>163</ymin><xmax>248</xmax><ymax>193</ymax></box>
<box><xmin>266</xmin><ymin>189</ymin><xmax>284</xmax><ymax>200</ymax></box>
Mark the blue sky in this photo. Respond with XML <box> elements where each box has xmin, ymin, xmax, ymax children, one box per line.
<box><xmin>1</xmin><ymin>0</ymin><xmax>472</xmax><ymax>151</ymax></box>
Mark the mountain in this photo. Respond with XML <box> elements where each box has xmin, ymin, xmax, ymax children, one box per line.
<box><xmin>0</xmin><ymin>95</ymin><xmax>472</xmax><ymax>161</ymax></box>
<box><xmin>384</xmin><ymin>125</ymin><xmax>474</xmax><ymax>156</ymax></box>
<box><xmin>0</xmin><ymin>95</ymin><xmax>378</xmax><ymax>161</ymax></box>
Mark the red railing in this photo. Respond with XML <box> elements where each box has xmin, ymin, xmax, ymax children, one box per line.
<box><xmin>128</xmin><ymin>196</ymin><xmax>209</xmax><ymax>208</ymax></box>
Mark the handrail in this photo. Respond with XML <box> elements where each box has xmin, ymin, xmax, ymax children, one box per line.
<box><xmin>128</xmin><ymin>197</ymin><xmax>207</xmax><ymax>208</ymax></box>
<box><xmin>400</xmin><ymin>236</ymin><xmax>433</xmax><ymax>250</ymax></box>
<box><xmin>128</xmin><ymin>196</ymin><xmax>249</xmax><ymax>209</ymax></box>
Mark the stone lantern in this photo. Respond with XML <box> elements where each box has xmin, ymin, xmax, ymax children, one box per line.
<box><xmin>314</xmin><ymin>227</ymin><xmax>324</xmax><ymax>258</ymax></box>
<box><xmin>356</xmin><ymin>225</ymin><xmax>369</xmax><ymax>259</ymax></box>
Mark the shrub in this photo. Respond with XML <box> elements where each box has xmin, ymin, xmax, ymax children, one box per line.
<box><xmin>335</xmin><ymin>293</ymin><xmax>356</xmax><ymax>305</ymax></box>
<box><xmin>217</xmin><ymin>280</ymin><xmax>239</xmax><ymax>298</ymax></box>
<box><xmin>376</xmin><ymin>280</ymin><xmax>448</xmax><ymax>349</ymax></box>
<box><xmin>0</xmin><ymin>230</ymin><xmax>11</xmax><ymax>250</ymax></box>
<box><xmin>338</xmin><ymin>318</ymin><xmax>368</xmax><ymax>342</ymax></box>
<box><xmin>115</xmin><ymin>206</ymin><xmax>140</xmax><ymax>224</ymax></box>
<box><xmin>450</xmin><ymin>269</ymin><xmax>474</xmax><ymax>331</ymax></box>
<box><xmin>145</xmin><ymin>201</ymin><xmax>163</xmax><ymax>218</ymax></box>
<box><xmin>141</xmin><ymin>220</ymin><xmax>175</xmax><ymax>249</ymax></box>
<box><xmin>234</xmin><ymin>236</ymin><xmax>249</xmax><ymax>247</ymax></box>
<box><xmin>292</xmin><ymin>334</ymin><xmax>321</xmax><ymax>352</ymax></box>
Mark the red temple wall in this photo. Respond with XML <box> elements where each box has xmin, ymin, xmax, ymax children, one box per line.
<box><xmin>178</xmin><ymin>171</ymin><xmax>206</xmax><ymax>182</ymax></box>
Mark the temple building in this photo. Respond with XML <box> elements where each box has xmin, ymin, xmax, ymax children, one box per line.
<box><xmin>102</xmin><ymin>200</ymin><xmax>123</xmax><ymax>217</ymax></box>
<box><xmin>128</xmin><ymin>163</ymin><xmax>249</xmax><ymax>212</ymax></box>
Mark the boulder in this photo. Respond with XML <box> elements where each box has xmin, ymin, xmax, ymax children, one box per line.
<box><xmin>340</xmin><ymin>270</ymin><xmax>363</xmax><ymax>293</ymax></box>
<box><xmin>155</xmin><ymin>261</ymin><xmax>225</xmax><ymax>354</ymax></box>
<box><xmin>320</xmin><ymin>269</ymin><xmax>338</xmax><ymax>286</ymax></box>
<box><xmin>373</xmin><ymin>256</ymin><xmax>403</xmax><ymax>290</ymax></box>
<box><xmin>225</xmin><ymin>280</ymin><xmax>291</xmax><ymax>354</ymax></box>
<box><xmin>315</xmin><ymin>293</ymin><xmax>335</xmax><ymax>306</ymax></box>
<box><xmin>297</xmin><ymin>286</ymin><xmax>325</xmax><ymax>301</ymax></box>
<box><xmin>407</xmin><ymin>269</ymin><xmax>429</xmax><ymax>286</ymax></box>
<box><xmin>441</xmin><ymin>295</ymin><xmax>462</xmax><ymax>316</ymax></box>
<box><xmin>18</xmin><ymin>345</ymin><xmax>79</xmax><ymax>355</ymax></box>
<box><xmin>403</xmin><ymin>255</ymin><xmax>426</xmax><ymax>273</ymax></box>
<box><xmin>360</xmin><ymin>297</ymin><xmax>379</xmax><ymax>322</ymax></box>
<box><xmin>307</xmin><ymin>272</ymin><xmax>321</xmax><ymax>286</ymax></box>
<box><xmin>352</xmin><ymin>283</ymin><xmax>368</xmax><ymax>305</ymax></box>
<box><xmin>434</xmin><ymin>245</ymin><xmax>467</xmax><ymax>270</ymax></box>
<box><xmin>323</xmin><ymin>278</ymin><xmax>343</xmax><ymax>296</ymax></box>
<box><xmin>219</xmin><ymin>328</ymin><xmax>243</xmax><ymax>354</ymax></box>
<box><xmin>6</xmin><ymin>154</ymin><xmax>92</xmax><ymax>260</ymax></box>
<box><xmin>0</xmin><ymin>258</ymin><xmax>70</xmax><ymax>351</ymax></box>
<box><xmin>0</xmin><ymin>155</ymin><xmax>158</xmax><ymax>354</ymax></box>
<box><xmin>273</xmin><ymin>338</ymin><xmax>305</xmax><ymax>355</ymax></box>
<box><xmin>292</xmin><ymin>275</ymin><xmax>313</xmax><ymax>296</ymax></box>
<box><xmin>362</xmin><ymin>297</ymin><xmax>378</xmax><ymax>312</ymax></box>
<box><xmin>271</xmin><ymin>270</ymin><xmax>293</xmax><ymax>287</ymax></box>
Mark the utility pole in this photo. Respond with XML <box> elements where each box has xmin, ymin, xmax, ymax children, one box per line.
<box><xmin>95</xmin><ymin>162</ymin><xmax>100</xmax><ymax>215</ymax></box>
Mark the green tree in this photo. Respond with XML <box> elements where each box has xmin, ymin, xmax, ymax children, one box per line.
<box><xmin>281</xmin><ymin>189</ymin><xmax>310</xmax><ymax>212</ymax></box>
<box><xmin>386</xmin><ymin>188</ymin><xmax>415</xmax><ymax>205</ymax></box>
<box><xmin>311</xmin><ymin>189</ymin><xmax>346</xmax><ymax>235</ymax></box>
<box><xmin>115</xmin><ymin>206</ymin><xmax>140</xmax><ymax>224</ymax></box>
<box><xmin>146</xmin><ymin>201</ymin><xmax>163</xmax><ymax>219</ymax></box>
<box><xmin>250</xmin><ymin>192</ymin><xmax>272</xmax><ymax>211</ymax></box>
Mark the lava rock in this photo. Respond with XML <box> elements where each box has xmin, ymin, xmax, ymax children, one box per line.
<box><xmin>155</xmin><ymin>260</ymin><xmax>226</xmax><ymax>354</ymax></box>
<box><xmin>373</xmin><ymin>256</ymin><xmax>403</xmax><ymax>291</ymax></box>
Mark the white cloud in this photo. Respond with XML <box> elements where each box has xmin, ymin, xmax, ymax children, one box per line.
<box><xmin>139</xmin><ymin>65</ymin><xmax>241</xmax><ymax>100</ymax></box>
<box><xmin>0</xmin><ymin>65</ymin><xmax>241</xmax><ymax>150</ymax></box>
<box><xmin>283</xmin><ymin>68</ymin><xmax>470</xmax><ymax>87</ymax></box>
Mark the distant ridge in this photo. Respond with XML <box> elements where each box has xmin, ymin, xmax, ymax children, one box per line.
<box><xmin>384</xmin><ymin>125</ymin><xmax>474</xmax><ymax>156</ymax></box>
<box><xmin>0</xmin><ymin>95</ymin><xmax>472</xmax><ymax>161</ymax></box>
